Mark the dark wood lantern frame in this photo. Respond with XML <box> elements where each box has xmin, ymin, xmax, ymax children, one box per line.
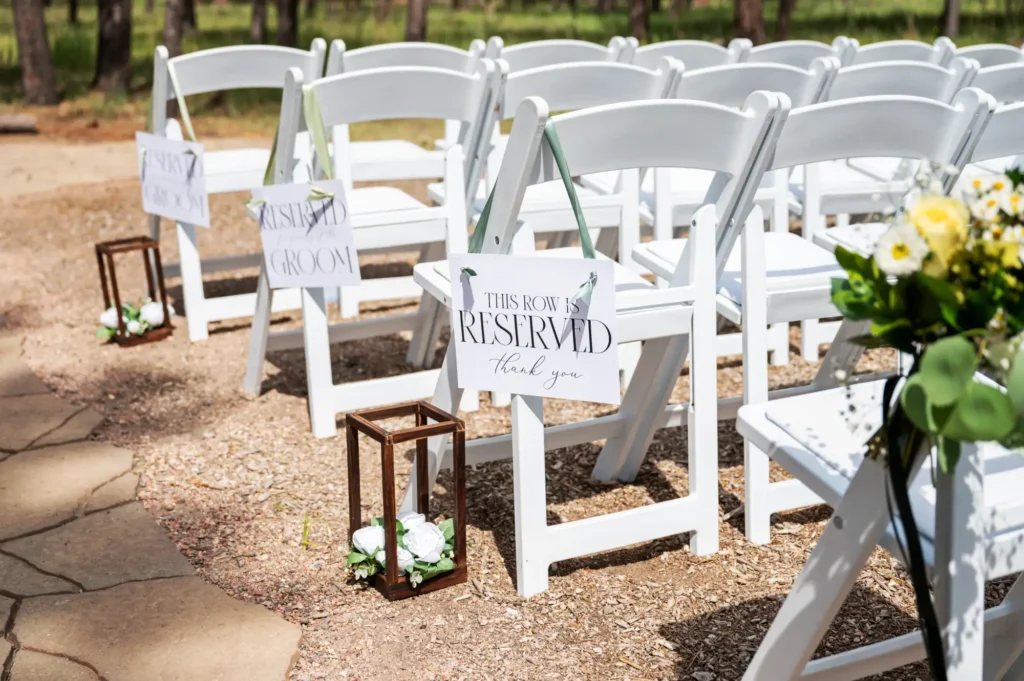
<box><xmin>346</xmin><ymin>401</ymin><xmax>467</xmax><ymax>601</ymax></box>
<box><xmin>95</xmin><ymin>236</ymin><xmax>172</xmax><ymax>347</ymax></box>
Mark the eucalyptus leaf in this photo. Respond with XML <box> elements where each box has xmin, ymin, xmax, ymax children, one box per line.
<box><xmin>941</xmin><ymin>381</ymin><xmax>1016</xmax><ymax>442</ymax></box>
<box><xmin>347</xmin><ymin>551</ymin><xmax>369</xmax><ymax>566</ymax></box>
<box><xmin>917</xmin><ymin>336</ymin><xmax>977</xmax><ymax>406</ymax></box>
<box><xmin>96</xmin><ymin>327</ymin><xmax>115</xmax><ymax>339</ymax></box>
<box><xmin>936</xmin><ymin>436</ymin><xmax>961</xmax><ymax>475</ymax></box>
<box><xmin>1005</xmin><ymin>352</ymin><xmax>1024</xmax><ymax>412</ymax></box>
<box><xmin>438</xmin><ymin>518</ymin><xmax>455</xmax><ymax>541</ymax></box>
<box><xmin>436</xmin><ymin>557</ymin><xmax>455</xmax><ymax>571</ymax></box>
<box><xmin>901</xmin><ymin>376</ymin><xmax>937</xmax><ymax>432</ymax></box>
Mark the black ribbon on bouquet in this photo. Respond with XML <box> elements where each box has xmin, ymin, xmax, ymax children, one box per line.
<box><xmin>882</xmin><ymin>374</ymin><xmax>948</xmax><ymax>681</ymax></box>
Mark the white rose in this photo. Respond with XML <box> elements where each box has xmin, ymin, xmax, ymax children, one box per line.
<box><xmin>139</xmin><ymin>301</ymin><xmax>165</xmax><ymax>327</ymax></box>
<box><xmin>126</xmin><ymin>320</ymin><xmax>142</xmax><ymax>335</ymax></box>
<box><xmin>374</xmin><ymin>546</ymin><xmax>415</xmax><ymax>574</ymax></box>
<box><xmin>404</xmin><ymin>522</ymin><xmax>446</xmax><ymax>564</ymax></box>
<box><xmin>352</xmin><ymin>525</ymin><xmax>385</xmax><ymax>557</ymax></box>
<box><xmin>397</xmin><ymin>511</ymin><xmax>426</xmax><ymax>530</ymax></box>
<box><xmin>99</xmin><ymin>307</ymin><xmax>119</xmax><ymax>329</ymax></box>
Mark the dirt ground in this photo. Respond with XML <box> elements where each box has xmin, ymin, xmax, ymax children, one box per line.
<box><xmin>1</xmin><ymin>130</ymin><xmax>1012</xmax><ymax>681</ymax></box>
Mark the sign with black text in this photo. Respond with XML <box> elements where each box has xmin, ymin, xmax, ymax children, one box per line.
<box><xmin>136</xmin><ymin>132</ymin><xmax>210</xmax><ymax>227</ymax></box>
<box><xmin>251</xmin><ymin>179</ymin><xmax>361</xmax><ymax>289</ymax></box>
<box><xmin>448</xmin><ymin>254</ymin><xmax>619</xmax><ymax>405</ymax></box>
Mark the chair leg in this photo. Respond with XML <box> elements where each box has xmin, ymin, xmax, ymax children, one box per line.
<box><xmin>769</xmin><ymin>322</ymin><xmax>790</xmax><ymax>366</ymax></box>
<box><xmin>512</xmin><ymin>394</ymin><xmax>550</xmax><ymax>597</ymax></box>
<box><xmin>399</xmin><ymin>342</ymin><xmax>465</xmax><ymax>513</ymax></box>
<box><xmin>243</xmin><ymin>266</ymin><xmax>274</xmax><ymax>396</ymax></box>
<box><xmin>339</xmin><ymin>285</ymin><xmax>360</xmax><ymax>319</ymax></box>
<box><xmin>812</xmin><ymin>318</ymin><xmax>871</xmax><ymax>389</ymax></box>
<box><xmin>618</xmin><ymin>341</ymin><xmax>641</xmax><ymax>391</ymax></box>
<box><xmin>743</xmin><ymin>453</ymin><xmax>927</xmax><ymax>681</ymax></box>
<box><xmin>800</xmin><ymin>319</ymin><xmax>820</xmax><ymax>362</ymax></box>
<box><xmin>406</xmin><ymin>292</ymin><xmax>440</xmax><ymax>369</ymax></box>
<box><xmin>985</xmin><ymin>578</ymin><xmax>1024</xmax><ymax>680</ymax></box>
<box><xmin>176</xmin><ymin>222</ymin><xmax>209</xmax><ymax>342</ymax></box>
<box><xmin>301</xmin><ymin>287</ymin><xmax>338</xmax><ymax>439</ymax></box>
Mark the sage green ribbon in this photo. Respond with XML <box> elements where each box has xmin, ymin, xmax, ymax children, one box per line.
<box><xmin>462</xmin><ymin>120</ymin><xmax>598</xmax><ymax>305</ymax></box>
<box><xmin>166</xmin><ymin>60</ymin><xmax>197</xmax><ymax>144</ymax></box>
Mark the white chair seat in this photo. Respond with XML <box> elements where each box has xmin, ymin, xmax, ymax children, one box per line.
<box><xmin>204</xmin><ymin>148</ymin><xmax>273</xmax><ymax>193</ymax></box>
<box><xmin>428</xmin><ymin>179</ymin><xmax>608</xmax><ymax>213</ymax></box>
<box><xmin>348</xmin><ymin>140</ymin><xmax>444</xmax><ymax>182</ymax></box>
<box><xmin>632</xmin><ymin>231</ymin><xmax>843</xmax><ymax>323</ymax></box>
<box><xmin>349</xmin><ymin>186</ymin><xmax>428</xmax><ymax>214</ymax></box>
<box><xmin>738</xmin><ymin>381</ymin><xmax>1024</xmax><ymax>549</ymax></box>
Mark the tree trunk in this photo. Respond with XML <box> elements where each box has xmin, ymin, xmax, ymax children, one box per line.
<box><xmin>596</xmin><ymin>0</ymin><xmax>612</xmax><ymax>14</ymax></box>
<box><xmin>163</xmin><ymin>0</ymin><xmax>184</xmax><ymax>59</ymax></box>
<box><xmin>650</xmin><ymin>0</ymin><xmax>659</xmax><ymax>13</ymax></box>
<box><xmin>734</xmin><ymin>0</ymin><xmax>766</xmax><ymax>45</ymax></box>
<box><xmin>305</xmin><ymin>0</ymin><xmax>315</xmax><ymax>17</ymax></box>
<box><xmin>251</xmin><ymin>0</ymin><xmax>268</xmax><ymax>41</ymax></box>
<box><xmin>451</xmin><ymin>0</ymin><xmax>463</xmax><ymax>10</ymax></box>
<box><xmin>182</xmin><ymin>0</ymin><xmax>196</xmax><ymax>31</ymax></box>
<box><xmin>145</xmin><ymin>0</ymin><xmax>155</xmax><ymax>12</ymax></box>
<box><xmin>374</xmin><ymin>0</ymin><xmax>391</xmax><ymax>19</ymax></box>
<box><xmin>94</xmin><ymin>0</ymin><xmax>133</xmax><ymax>95</ymax></box>
<box><xmin>276</xmin><ymin>0</ymin><xmax>298</xmax><ymax>46</ymax></box>
<box><xmin>774</xmin><ymin>0</ymin><xmax>795</xmax><ymax>40</ymax></box>
<box><xmin>941</xmin><ymin>0</ymin><xmax>961</xmax><ymax>37</ymax></box>
<box><xmin>69</xmin><ymin>0</ymin><xmax>79</xmax><ymax>22</ymax></box>
<box><xmin>12</xmin><ymin>0</ymin><xmax>58</xmax><ymax>104</ymax></box>
<box><xmin>629</xmin><ymin>0</ymin><xmax>648</xmax><ymax>41</ymax></box>
<box><xmin>404</xmin><ymin>0</ymin><xmax>427</xmax><ymax>39</ymax></box>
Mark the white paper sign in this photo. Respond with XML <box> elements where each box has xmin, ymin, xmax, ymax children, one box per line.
<box><xmin>136</xmin><ymin>132</ymin><xmax>210</xmax><ymax>227</ymax></box>
<box><xmin>251</xmin><ymin>179</ymin><xmax>361</xmax><ymax>290</ymax></box>
<box><xmin>448</xmin><ymin>254</ymin><xmax>619</xmax><ymax>405</ymax></box>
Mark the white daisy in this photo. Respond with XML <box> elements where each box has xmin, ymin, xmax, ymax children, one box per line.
<box><xmin>873</xmin><ymin>222</ymin><xmax>929</xmax><ymax>276</ymax></box>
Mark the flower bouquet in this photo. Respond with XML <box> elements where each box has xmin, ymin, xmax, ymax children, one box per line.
<box><xmin>97</xmin><ymin>299</ymin><xmax>173</xmax><ymax>341</ymax></box>
<box><xmin>346</xmin><ymin>511</ymin><xmax>456</xmax><ymax>588</ymax></box>
<box><xmin>830</xmin><ymin>166</ymin><xmax>1024</xmax><ymax>679</ymax></box>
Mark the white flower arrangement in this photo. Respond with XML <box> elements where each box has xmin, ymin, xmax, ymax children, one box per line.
<box><xmin>96</xmin><ymin>299</ymin><xmax>173</xmax><ymax>340</ymax></box>
<box><xmin>346</xmin><ymin>510</ymin><xmax>456</xmax><ymax>587</ymax></box>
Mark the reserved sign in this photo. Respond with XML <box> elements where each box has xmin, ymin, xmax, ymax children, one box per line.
<box><xmin>251</xmin><ymin>179</ymin><xmax>361</xmax><ymax>289</ymax></box>
<box><xmin>136</xmin><ymin>132</ymin><xmax>210</xmax><ymax>227</ymax></box>
<box><xmin>448</xmin><ymin>254</ymin><xmax>620</xmax><ymax>405</ymax></box>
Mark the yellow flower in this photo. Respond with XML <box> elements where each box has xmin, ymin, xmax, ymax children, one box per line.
<box><xmin>909</xmin><ymin>196</ymin><xmax>970</xmax><ymax>277</ymax></box>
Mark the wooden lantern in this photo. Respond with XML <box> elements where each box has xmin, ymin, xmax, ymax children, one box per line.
<box><xmin>346</xmin><ymin>401</ymin><xmax>467</xmax><ymax>601</ymax></box>
<box><xmin>95</xmin><ymin>236</ymin><xmax>172</xmax><ymax>347</ymax></box>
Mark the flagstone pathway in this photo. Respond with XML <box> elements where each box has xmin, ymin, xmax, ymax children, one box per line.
<box><xmin>0</xmin><ymin>334</ymin><xmax>301</xmax><ymax>681</ymax></box>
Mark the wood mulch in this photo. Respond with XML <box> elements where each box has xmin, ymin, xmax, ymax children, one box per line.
<box><xmin>1</xmin><ymin>143</ymin><xmax>1014</xmax><ymax>680</ymax></box>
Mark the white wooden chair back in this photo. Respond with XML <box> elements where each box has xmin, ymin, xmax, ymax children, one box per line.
<box><xmin>325</xmin><ymin>38</ymin><xmax>485</xmax><ymax>75</ymax></box>
<box><xmin>673</xmin><ymin>57</ymin><xmax>838</xmax><ymax>108</ymax></box>
<box><xmin>485</xmin><ymin>92</ymin><xmax>785</xmax><ymax>284</ymax></box>
<box><xmin>973</xmin><ymin>62</ymin><xmax>1024</xmax><ymax>103</ymax></box>
<box><xmin>967</xmin><ymin>100</ymin><xmax>1024</xmax><ymax>166</ymax></box>
<box><xmin>848</xmin><ymin>36</ymin><xmax>957</xmax><ymax>66</ymax></box>
<box><xmin>498</xmin><ymin>59</ymin><xmax>677</xmax><ymax>120</ymax></box>
<box><xmin>956</xmin><ymin>43</ymin><xmax>1024</xmax><ymax>69</ymax></box>
<box><xmin>323</xmin><ymin>39</ymin><xmax>487</xmax><ymax>152</ymax></box>
<box><xmin>151</xmin><ymin>40</ymin><xmax>327</xmax><ymax>156</ymax></box>
<box><xmin>826</xmin><ymin>57</ymin><xmax>978</xmax><ymax>103</ymax></box>
<box><xmin>273</xmin><ymin>61</ymin><xmax>501</xmax><ymax>203</ymax></box>
<box><xmin>485</xmin><ymin>36</ymin><xmax>630</xmax><ymax>71</ymax></box>
<box><xmin>746</xmin><ymin>37</ymin><xmax>855</xmax><ymax>68</ymax></box>
<box><xmin>631</xmin><ymin>38</ymin><xmax>749</xmax><ymax>70</ymax></box>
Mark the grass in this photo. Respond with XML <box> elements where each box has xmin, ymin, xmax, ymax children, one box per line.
<box><xmin>0</xmin><ymin>0</ymin><xmax>1019</xmax><ymax>137</ymax></box>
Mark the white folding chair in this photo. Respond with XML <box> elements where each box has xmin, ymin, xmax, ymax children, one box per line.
<box><xmin>149</xmin><ymin>41</ymin><xmax>327</xmax><ymax>342</ymax></box>
<box><xmin>484</xmin><ymin>35</ymin><xmax>632</xmax><ymax>70</ymax></box>
<box><xmin>746</xmin><ymin>37</ymin><xmax>856</xmax><ymax>67</ymax></box>
<box><xmin>243</xmin><ymin>60</ymin><xmax>502</xmax><ymax>438</ymax></box>
<box><xmin>586</xmin><ymin>57</ymin><xmax>837</xmax><ymax>367</ymax></box>
<box><xmin>962</xmin><ymin>63</ymin><xmax>1024</xmax><ymax>174</ymax></box>
<box><xmin>957</xmin><ymin>42</ymin><xmax>1024</xmax><ymax>68</ymax></box>
<box><xmin>848</xmin><ymin>36</ymin><xmax>957</xmax><ymax>66</ymax></box>
<box><xmin>793</xmin><ymin>56</ymin><xmax>979</xmax><ymax>359</ymax></box>
<box><xmin>412</xmin><ymin>59</ymin><xmax>681</xmax><ymax>394</ymax></box>
<box><xmin>324</xmin><ymin>39</ymin><xmax>487</xmax><ymax>164</ymax></box>
<box><xmin>631</xmin><ymin>38</ymin><xmax>750</xmax><ymax>70</ymax></box>
<box><xmin>402</xmin><ymin>91</ymin><xmax>787</xmax><ymax>596</ymax></box>
<box><xmin>738</xmin><ymin>381</ymin><xmax>1024</xmax><ymax>680</ymax></box>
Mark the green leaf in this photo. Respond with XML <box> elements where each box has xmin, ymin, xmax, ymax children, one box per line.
<box><xmin>95</xmin><ymin>327</ymin><xmax>115</xmax><ymax>339</ymax></box>
<box><xmin>937</xmin><ymin>436</ymin><xmax>961</xmax><ymax>475</ymax></box>
<box><xmin>435</xmin><ymin>557</ymin><xmax>455</xmax><ymax>572</ymax></box>
<box><xmin>901</xmin><ymin>375</ymin><xmax>937</xmax><ymax>432</ymax></box>
<box><xmin>941</xmin><ymin>381</ymin><xmax>1016</xmax><ymax>442</ymax></box>
<box><xmin>346</xmin><ymin>551</ymin><xmax>368</xmax><ymax>566</ymax></box>
<box><xmin>438</xmin><ymin>518</ymin><xmax>455</xmax><ymax>541</ymax></box>
<box><xmin>917</xmin><ymin>336</ymin><xmax>977</xmax><ymax>406</ymax></box>
<box><xmin>369</xmin><ymin>517</ymin><xmax>382</xmax><ymax>527</ymax></box>
<box><xmin>834</xmin><ymin>246</ymin><xmax>873</xmax><ymax>278</ymax></box>
<box><xmin>1005</xmin><ymin>352</ymin><xmax>1024</xmax><ymax>413</ymax></box>
<box><xmin>999</xmin><ymin>420</ymin><xmax>1024</xmax><ymax>449</ymax></box>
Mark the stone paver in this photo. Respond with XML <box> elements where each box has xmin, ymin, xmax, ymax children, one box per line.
<box><xmin>0</xmin><ymin>552</ymin><xmax>76</xmax><ymax>596</ymax></box>
<box><xmin>0</xmin><ymin>394</ymin><xmax>81</xmax><ymax>452</ymax></box>
<box><xmin>31</xmin><ymin>407</ymin><xmax>104</xmax><ymax>449</ymax></box>
<box><xmin>0</xmin><ymin>337</ymin><xmax>48</xmax><ymax>397</ymax></box>
<box><xmin>0</xmin><ymin>441</ymin><xmax>132</xmax><ymax>541</ymax></box>
<box><xmin>3</xmin><ymin>503</ymin><xmax>193</xmax><ymax>590</ymax></box>
<box><xmin>14</xmin><ymin>577</ymin><xmax>302</xmax><ymax>681</ymax></box>
<box><xmin>84</xmin><ymin>473</ymin><xmax>138</xmax><ymax>513</ymax></box>
<box><xmin>10</xmin><ymin>650</ymin><xmax>101</xmax><ymax>681</ymax></box>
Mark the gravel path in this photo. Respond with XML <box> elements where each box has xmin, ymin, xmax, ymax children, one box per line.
<box><xmin>1</xmin><ymin>138</ymin><xmax>1009</xmax><ymax>680</ymax></box>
